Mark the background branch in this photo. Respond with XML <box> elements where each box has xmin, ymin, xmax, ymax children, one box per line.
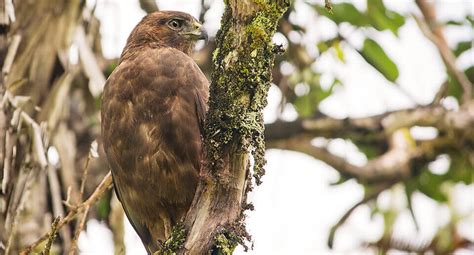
<box><xmin>415</xmin><ymin>0</ymin><xmax>472</xmax><ymax>103</ymax></box>
<box><xmin>21</xmin><ymin>172</ymin><xmax>112</xmax><ymax>254</ymax></box>
<box><xmin>266</xmin><ymin>103</ymin><xmax>474</xmax><ymax>144</ymax></box>
<box><xmin>139</xmin><ymin>0</ymin><xmax>159</xmax><ymax>14</ymax></box>
<box><xmin>266</xmin><ymin>106</ymin><xmax>470</xmax><ymax>183</ymax></box>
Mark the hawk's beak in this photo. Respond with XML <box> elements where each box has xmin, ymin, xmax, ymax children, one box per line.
<box><xmin>186</xmin><ymin>21</ymin><xmax>208</xmax><ymax>42</ymax></box>
<box><xmin>198</xmin><ymin>27</ymin><xmax>208</xmax><ymax>42</ymax></box>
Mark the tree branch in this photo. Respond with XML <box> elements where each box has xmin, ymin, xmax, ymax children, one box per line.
<box><xmin>180</xmin><ymin>1</ymin><xmax>289</xmax><ymax>254</ymax></box>
<box><xmin>415</xmin><ymin>0</ymin><xmax>472</xmax><ymax>103</ymax></box>
<box><xmin>327</xmin><ymin>183</ymin><xmax>390</xmax><ymax>248</ymax></box>
<box><xmin>268</xmin><ymin>133</ymin><xmax>407</xmax><ymax>183</ymax></box>
<box><xmin>266</xmin><ymin>104</ymin><xmax>474</xmax><ymax>143</ymax></box>
<box><xmin>267</xmin><ymin>130</ymin><xmax>456</xmax><ymax>183</ymax></box>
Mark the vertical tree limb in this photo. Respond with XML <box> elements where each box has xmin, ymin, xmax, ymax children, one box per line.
<box><xmin>180</xmin><ymin>1</ymin><xmax>289</xmax><ymax>254</ymax></box>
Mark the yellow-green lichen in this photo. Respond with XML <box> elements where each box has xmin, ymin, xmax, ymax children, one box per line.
<box><xmin>154</xmin><ymin>224</ymin><xmax>186</xmax><ymax>255</ymax></box>
<box><xmin>212</xmin><ymin>232</ymin><xmax>240</xmax><ymax>255</ymax></box>
<box><xmin>204</xmin><ymin>0</ymin><xmax>289</xmax><ymax>185</ymax></box>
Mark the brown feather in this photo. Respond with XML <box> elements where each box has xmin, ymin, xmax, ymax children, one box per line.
<box><xmin>101</xmin><ymin>11</ymin><xmax>209</xmax><ymax>253</ymax></box>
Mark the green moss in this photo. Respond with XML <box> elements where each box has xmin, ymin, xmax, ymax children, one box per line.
<box><xmin>204</xmin><ymin>0</ymin><xmax>289</xmax><ymax>184</ymax></box>
<box><xmin>154</xmin><ymin>224</ymin><xmax>186</xmax><ymax>255</ymax></box>
<box><xmin>212</xmin><ymin>47</ymin><xmax>220</xmax><ymax>62</ymax></box>
<box><xmin>213</xmin><ymin>232</ymin><xmax>240</xmax><ymax>255</ymax></box>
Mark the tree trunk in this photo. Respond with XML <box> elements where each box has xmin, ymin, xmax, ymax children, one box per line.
<box><xmin>180</xmin><ymin>1</ymin><xmax>289</xmax><ymax>254</ymax></box>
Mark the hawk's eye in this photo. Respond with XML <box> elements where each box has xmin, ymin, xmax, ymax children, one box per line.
<box><xmin>168</xmin><ymin>19</ymin><xmax>183</xmax><ymax>30</ymax></box>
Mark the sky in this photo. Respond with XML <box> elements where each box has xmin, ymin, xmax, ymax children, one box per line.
<box><xmin>78</xmin><ymin>0</ymin><xmax>474</xmax><ymax>254</ymax></box>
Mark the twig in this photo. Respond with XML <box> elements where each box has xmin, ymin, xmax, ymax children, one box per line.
<box><xmin>327</xmin><ymin>183</ymin><xmax>391</xmax><ymax>248</ymax></box>
<box><xmin>414</xmin><ymin>0</ymin><xmax>472</xmax><ymax>103</ymax></box>
<box><xmin>20</xmin><ymin>111</ymin><xmax>48</xmax><ymax>168</ymax></box>
<box><xmin>79</xmin><ymin>154</ymin><xmax>92</xmax><ymax>200</ymax></box>
<box><xmin>432</xmin><ymin>81</ymin><xmax>449</xmax><ymax>104</ymax></box>
<box><xmin>64</xmin><ymin>186</ymin><xmax>72</xmax><ymax>207</ymax></box>
<box><xmin>1</xmin><ymin>34</ymin><xmax>21</xmax><ymax>76</ymax></box>
<box><xmin>21</xmin><ymin>171</ymin><xmax>113</xmax><ymax>254</ymax></box>
<box><xmin>1</xmin><ymin>119</ymin><xmax>15</xmax><ymax>194</ymax></box>
<box><xmin>47</xmin><ymin>165</ymin><xmax>72</xmax><ymax>250</ymax></box>
<box><xmin>69</xmin><ymin>205</ymin><xmax>90</xmax><ymax>255</ymax></box>
<box><xmin>69</xmin><ymin>150</ymin><xmax>94</xmax><ymax>254</ymax></box>
<box><xmin>40</xmin><ymin>216</ymin><xmax>61</xmax><ymax>255</ymax></box>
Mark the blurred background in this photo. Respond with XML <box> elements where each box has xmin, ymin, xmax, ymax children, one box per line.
<box><xmin>0</xmin><ymin>0</ymin><xmax>473</xmax><ymax>254</ymax></box>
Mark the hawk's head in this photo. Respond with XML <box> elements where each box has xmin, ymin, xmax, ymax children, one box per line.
<box><xmin>124</xmin><ymin>11</ymin><xmax>208</xmax><ymax>56</ymax></box>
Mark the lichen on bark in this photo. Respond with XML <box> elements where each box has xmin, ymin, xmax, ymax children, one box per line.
<box><xmin>181</xmin><ymin>1</ymin><xmax>288</xmax><ymax>254</ymax></box>
<box><xmin>204</xmin><ymin>0</ymin><xmax>289</xmax><ymax>184</ymax></box>
<box><xmin>154</xmin><ymin>223</ymin><xmax>187</xmax><ymax>255</ymax></box>
<box><xmin>212</xmin><ymin>231</ymin><xmax>241</xmax><ymax>255</ymax></box>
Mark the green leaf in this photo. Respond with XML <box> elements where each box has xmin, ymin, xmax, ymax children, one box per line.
<box><xmin>294</xmin><ymin>97</ymin><xmax>313</xmax><ymax>117</ymax></box>
<box><xmin>317</xmin><ymin>37</ymin><xmax>340</xmax><ymax>55</ymax></box>
<box><xmin>416</xmin><ymin>170</ymin><xmax>448</xmax><ymax>202</ymax></box>
<box><xmin>468</xmin><ymin>15</ymin><xmax>474</xmax><ymax>27</ymax></box>
<box><xmin>445</xmin><ymin>20</ymin><xmax>464</xmax><ymax>26</ymax></box>
<box><xmin>367</xmin><ymin>0</ymin><xmax>405</xmax><ymax>35</ymax></box>
<box><xmin>317</xmin><ymin>41</ymin><xmax>330</xmax><ymax>54</ymax></box>
<box><xmin>334</xmin><ymin>41</ymin><xmax>345</xmax><ymax>62</ymax></box>
<box><xmin>357</xmin><ymin>144</ymin><xmax>381</xmax><ymax>160</ymax></box>
<box><xmin>293</xmin><ymin>70</ymin><xmax>337</xmax><ymax>117</ymax></box>
<box><xmin>360</xmin><ymin>38</ymin><xmax>399</xmax><ymax>82</ymax></box>
<box><xmin>453</xmin><ymin>41</ymin><xmax>472</xmax><ymax>57</ymax></box>
<box><xmin>314</xmin><ymin>3</ymin><xmax>369</xmax><ymax>27</ymax></box>
<box><xmin>447</xmin><ymin>65</ymin><xmax>474</xmax><ymax>100</ymax></box>
<box><xmin>96</xmin><ymin>190</ymin><xmax>112</xmax><ymax>220</ymax></box>
<box><xmin>443</xmin><ymin>152</ymin><xmax>473</xmax><ymax>184</ymax></box>
<box><xmin>466</xmin><ymin>65</ymin><xmax>474</xmax><ymax>83</ymax></box>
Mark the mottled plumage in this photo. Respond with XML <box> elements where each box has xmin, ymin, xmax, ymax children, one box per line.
<box><xmin>101</xmin><ymin>11</ymin><xmax>208</xmax><ymax>253</ymax></box>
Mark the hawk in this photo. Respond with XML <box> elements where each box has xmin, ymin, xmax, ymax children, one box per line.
<box><xmin>101</xmin><ymin>11</ymin><xmax>209</xmax><ymax>253</ymax></box>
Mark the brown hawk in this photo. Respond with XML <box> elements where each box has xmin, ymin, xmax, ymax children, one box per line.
<box><xmin>101</xmin><ymin>11</ymin><xmax>209</xmax><ymax>253</ymax></box>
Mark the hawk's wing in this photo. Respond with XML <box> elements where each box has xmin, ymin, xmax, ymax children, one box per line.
<box><xmin>101</xmin><ymin>47</ymin><xmax>209</xmax><ymax>252</ymax></box>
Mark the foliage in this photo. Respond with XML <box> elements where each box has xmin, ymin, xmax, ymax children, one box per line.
<box><xmin>269</xmin><ymin>0</ymin><xmax>473</xmax><ymax>253</ymax></box>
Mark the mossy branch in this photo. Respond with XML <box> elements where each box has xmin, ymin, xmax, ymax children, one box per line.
<box><xmin>181</xmin><ymin>0</ymin><xmax>289</xmax><ymax>254</ymax></box>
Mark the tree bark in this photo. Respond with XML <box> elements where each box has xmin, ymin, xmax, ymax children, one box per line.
<box><xmin>179</xmin><ymin>1</ymin><xmax>289</xmax><ymax>254</ymax></box>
